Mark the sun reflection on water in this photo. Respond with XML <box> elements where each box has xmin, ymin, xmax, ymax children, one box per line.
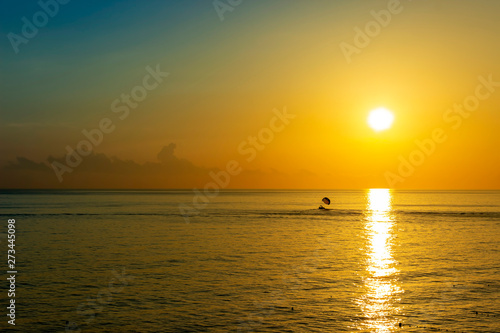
<box><xmin>357</xmin><ymin>189</ymin><xmax>402</xmax><ymax>332</ymax></box>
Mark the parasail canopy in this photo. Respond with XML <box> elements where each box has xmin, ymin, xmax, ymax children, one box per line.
<box><xmin>322</xmin><ymin>197</ymin><xmax>330</xmax><ymax>205</ymax></box>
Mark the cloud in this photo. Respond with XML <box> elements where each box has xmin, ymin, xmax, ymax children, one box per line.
<box><xmin>0</xmin><ymin>143</ymin><xmax>326</xmax><ymax>189</ymax></box>
<box><xmin>3</xmin><ymin>157</ymin><xmax>52</xmax><ymax>172</ymax></box>
<box><xmin>0</xmin><ymin>144</ymin><xmax>212</xmax><ymax>189</ymax></box>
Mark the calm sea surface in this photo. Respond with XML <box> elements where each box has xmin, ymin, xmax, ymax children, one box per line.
<box><xmin>0</xmin><ymin>190</ymin><xmax>499</xmax><ymax>332</ymax></box>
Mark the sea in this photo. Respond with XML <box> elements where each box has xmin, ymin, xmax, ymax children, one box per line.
<box><xmin>0</xmin><ymin>189</ymin><xmax>499</xmax><ymax>332</ymax></box>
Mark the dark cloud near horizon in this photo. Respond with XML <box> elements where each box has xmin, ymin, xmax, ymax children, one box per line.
<box><xmin>0</xmin><ymin>143</ymin><xmax>321</xmax><ymax>189</ymax></box>
<box><xmin>0</xmin><ymin>144</ymin><xmax>212</xmax><ymax>188</ymax></box>
<box><xmin>3</xmin><ymin>157</ymin><xmax>51</xmax><ymax>172</ymax></box>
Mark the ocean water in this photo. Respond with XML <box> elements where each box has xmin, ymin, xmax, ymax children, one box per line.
<box><xmin>0</xmin><ymin>189</ymin><xmax>499</xmax><ymax>332</ymax></box>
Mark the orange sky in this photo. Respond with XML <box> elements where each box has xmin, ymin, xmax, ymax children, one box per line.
<box><xmin>1</xmin><ymin>0</ymin><xmax>499</xmax><ymax>189</ymax></box>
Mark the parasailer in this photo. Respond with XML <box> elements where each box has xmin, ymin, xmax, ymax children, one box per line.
<box><xmin>319</xmin><ymin>197</ymin><xmax>331</xmax><ymax>209</ymax></box>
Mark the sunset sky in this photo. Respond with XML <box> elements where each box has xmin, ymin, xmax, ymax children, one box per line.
<box><xmin>1</xmin><ymin>0</ymin><xmax>499</xmax><ymax>189</ymax></box>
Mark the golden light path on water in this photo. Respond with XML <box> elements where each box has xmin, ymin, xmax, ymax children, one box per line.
<box><xmin>356</xmin><ymin>189</ymin><xmax>402</xmax><ymax>332</ymax></box>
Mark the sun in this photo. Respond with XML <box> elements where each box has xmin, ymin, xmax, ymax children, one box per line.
<box><xmin>367</xmin><ymin>107</ymin><xmax>394</xmax><ymax>132</ymax></box>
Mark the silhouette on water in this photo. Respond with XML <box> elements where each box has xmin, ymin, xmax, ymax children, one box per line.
<box><xmin>319</xmin><ymin>197</ymin><xmax>331</xmax><ymax>210</ymax></box>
